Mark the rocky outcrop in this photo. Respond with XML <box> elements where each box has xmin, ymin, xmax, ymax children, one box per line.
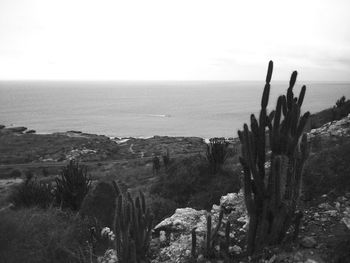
<box><xmin>151</xmin><ymin>190</ymin><xmax>247</xmax><ymax>263</ymax></box>
<box><xmin>308</xmin><ymin>114</ymin><xmax>350</xmax><ymax>139</ymax></box>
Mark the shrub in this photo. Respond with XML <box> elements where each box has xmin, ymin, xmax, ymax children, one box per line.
<box><xmin>0</xmin><ymin>207</ymin><xmax>91</xmax><ymax>263</ymax></box>
<box><xmin>148</xmin><ymin>195</ymin><xmax>178</xmax><ymax>224</ymax></box>
<box><xmin>8</xmin><ymin>178</ymin><xmax>54</xmax><ymax>209</ymax></box>
<box><xmin>55</xmin><ymin>160</ymin><xmax>91</xmax><ymax>211</ymax></box>
<box><xmin>9</xmin><ymin>169</ymin><xmax>21</xmax><ymax>179</ymax></box>
<box><xmin>150</xmin><ymin>155</ymin><xmax>241</xmax><ymax>209</ymax></box>
<box><xmin>332</xmin><ymin>96</ymin><xmax>350</xmax><ymax>121</ymax></box>
<box><xmin>303</xmin><ymin>141</ymin><xmax>350</xmax><ymax>199</ymax></box>
<box><xmin>188</xmin><ymin>164</ymin><xmax>241</xmax><ymax>210</ymax></box>
<box><xmin>150</xmin><ymin>155</ymin><xmax>209</xmax><ymax>206</ymax></box>
<box><xmin>25</xmin><ymin>170</ymin><xmax>34</xmax><ymax>182</ymax></box>
<box><xmin>335</xmin><ymin>96</ymin><xmax>346</xmax><ymax>108</ymax></box>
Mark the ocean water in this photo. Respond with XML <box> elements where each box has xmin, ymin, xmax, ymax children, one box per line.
<box><xmin>0</xmin><ymin>81</ymin><xmax>349</xmax><ymax>138</ymax></box>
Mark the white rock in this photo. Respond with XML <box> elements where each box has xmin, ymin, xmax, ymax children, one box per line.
<box><xmin>229</xmin><ymin>245</ymin><xmax>242</xmax><ymax>254</ymax></box>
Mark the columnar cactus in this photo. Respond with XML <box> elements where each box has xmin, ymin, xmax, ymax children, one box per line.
<box><xmin>238</xmin><ymin>61</ymin><xmax>310</xmax><ymax>255</ymax></box>
<box><xmin>206</xmin><ymin>137</ymin><xmax>229</xmax><ymax>173</ymax></box>
<box><xmin>111</xmin><ymin>181</ymin><xmax>153</xmax><ymax>263</ymax></box>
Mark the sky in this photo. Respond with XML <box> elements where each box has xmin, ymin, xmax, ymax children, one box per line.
<box><xmin>0</xmin><ymin>0</ymin><xmax>349</xmax><ymax>81</ymax></box>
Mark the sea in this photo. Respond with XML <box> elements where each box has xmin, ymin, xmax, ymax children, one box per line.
<box><xmin>0</xmin><ymin>81</ymin><xmax>349</xmax><ymax>139</ymax></box>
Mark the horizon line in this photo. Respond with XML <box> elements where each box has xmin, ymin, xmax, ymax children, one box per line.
<box><xmin>1</xmin><ymin>79</ymin><xmax>350</xmax><ymax>83</ymax></box>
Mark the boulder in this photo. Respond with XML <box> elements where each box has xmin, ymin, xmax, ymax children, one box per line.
<box><xmin>219</xmin><ymin>190</ymin><xmax>246</xmax><ymax>220</ymax></box>
<box><xmin>342</xmin><ymin>207</ymin><xmax>350</xmax><ymax>230</ymax></box>
<box><xmin>6</xmin><ymin>126</ymin><xmax>27</xmax><ymax>133</ymax></box>
<box><xmin>308</xmin><ymin>114</ymin><xmax>350</xmax><ymax>140</ymax></box>
<box><xmin>152</xmin><ymin>191</ymin><xmax>247</xmax><ymax>263</ymax></box>
<box><xmin>154</xmin><ymin>207</ymin><xmax>207</xmax><ymax>234</ymax></box>
<box><xmin>300</xmin><ymin>236</ymin><xmax>317</xmax><ymax>248</ymax></box>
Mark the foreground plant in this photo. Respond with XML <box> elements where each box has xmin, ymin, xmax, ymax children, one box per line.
<box><xmin>99</xmin><ymin>181</ymin><xmax>153</xmax><ymax>263</ymax></box>
<box><xmin>9</xmin><ymin>177</ymin><xmax>54</xmax><ymax>209</ymax></box>
<box><xmin>238</xmin><ymin>61</ymin><xmax>310</xmax><ymax>255</ymax></box>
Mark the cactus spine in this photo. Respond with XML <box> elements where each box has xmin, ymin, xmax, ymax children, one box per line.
<box><xmin>238</xmin><ymin>61</ymin><xmax>310</xmax><ymax>255</ymax></box>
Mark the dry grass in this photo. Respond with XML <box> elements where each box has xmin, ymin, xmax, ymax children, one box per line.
<box><xmin>0</xmin><ymin>207</ymin><xmax>92</xmax><ymax>263</ymax></box>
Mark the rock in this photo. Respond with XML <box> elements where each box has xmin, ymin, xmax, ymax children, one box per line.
<box><xmin>323</xmin><ymin>210</ymin><xmax>338</xmax><ymax>217</ymax></box>
<box><xmin>341</xmin><ymin>207</ymin><xmax>350</xmax><ymax>230</ymax></box>
<box><xmin>197</xmin><ymin>254</ymin><xmax>204</xmax><ymax>261</ymax></box>
<box><xmin>79</xmin><ymin>180</ymin><xmax>118</xmax><ymax>228</ymax></box>
<box><xmin>0</xmin><ymin>203</ymin><xmax>15</xmax><ymax>214</ymax></box>
<box><xmin>25</xmin><ymin>129</ymin><xmax>36</xmax><ymax>134</ymax></box>
<box><xmin>152</xmin><ymin>191</ymin><xmax>247</xmax><ymax>262</ymax></box>
<box><xmin>220</xmin><ymin>190</ymin><xmax>245</xmax><ymax>214</ymax></box>
<box><xmin>0</xmin><ymin>124</ymin><xmax>5</xmax><ymax>129</ymax></box>
<box><xmin>308</xmin><ymin>114</ymin><xmax>350</xmax><ymax>139</ymax></box>
<box><xmin>153</xmin><ymin>233</ymin><xmax>203</xmax><ymax>263</ymax></box>
<box><xmin>228</xmin><ymin>245</ymin><xmax>242</xmax><ymax>254</ymax></box>
<box><xmin>318</xmin><ymin>203</ymin><xmax>333</xmax><ymax>210</ymax></box>
<box><xmin>97</xmin><ymin>248</ymin><xmax>118</xmax><ymax>263</ymax></box>
<box><xmin>300</xmin><ymin>236</ymin><xmax>317</xmax><ymax>248</ymax></box>
<box><xmin>6</xmin><ymin>126</ymin><xmax>27</xmax><ymax>133</ymax></box>
<box><xmin>293</xmin><ymin>251</ymin><xmax>305</xmax><ymax>261</ymax></box>
<box><xmin>159</xmin><ymin>231</ymin><xmax>167</xmax><ymax>243</ymax></box>
<box><xmin>304</xmin><ymin>259</ymin><xmax>319</xmax><ymax>263</ymax></box>
<box><xmin>154</xmin><ymin>207</ymin><xmax>207</xmax><ymax>233</ymax></box>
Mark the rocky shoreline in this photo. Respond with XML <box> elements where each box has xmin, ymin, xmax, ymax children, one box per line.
<box><xmin>0</xmin><ymin>124</ymin><xmax>208</xmax><ymax>165</ymax></box>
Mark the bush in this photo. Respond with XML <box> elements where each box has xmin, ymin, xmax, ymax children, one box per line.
<box><xmin>9</xmin><ymin>169</ymin><xmax>21</xmax><ymax>179</ymax></box>
<box><xmin>335</xmin><ymin>96</ymin><xmax>346</xmax><ymax>108</ymax></box>
<box><xmin>148</xmin><ymin>195</ymin><xmax>178</xmax><ymax>224</ymax></box>
<box><xmin>188</xmin><ymin>163</ymin><xmax>241</xmax><ymax>210</ymax></box>
<box><xmin>150</xmin><ymin>155</ymin><xmax>241</xmax><ymax>209</ymax></box>
<box><xmin>332</xmin><ymin>96</ymin><xmax>350</xmax><ymax>121</ymax></box>
<box><xmin>8</xmin><ymin>178</ymin><xmax>54</xmax><ymax>209</ymax></box>
<box><xmin>0</xmin><ymin>207</ymin><xmax>91</xmax><ymax>263</ymax></box>
<box><xmin>150</xmin><ymin>155</ymin><xmax>209</xmax><ymax>206</ymax></box>
<box><xmin>303</xmin><ymin>141</ymin><xmax>350</xmax><ymax>199</ymax></box>
<box><xmin>55</xmin><ymin>160</ymin><xmax>91</xmax><ymax>211</ymax></box>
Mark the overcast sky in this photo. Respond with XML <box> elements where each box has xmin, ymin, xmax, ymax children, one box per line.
<box><xmin>0</xmin><ymin>0</ymin><xmax>349</xmax><ymax>81</ymax></box>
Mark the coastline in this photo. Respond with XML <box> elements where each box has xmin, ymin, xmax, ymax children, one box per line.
<box><xmin>0</xmin><ymin>124</ymin><xmax>208</xmax><ymax>168</ymax></box>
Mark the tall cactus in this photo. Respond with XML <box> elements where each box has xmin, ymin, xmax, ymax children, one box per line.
<box><xmin>238</xmin><ymin>61</ymin><xmax>310</xmax><ymax>255</ymax></box>
<box><xmin>111</xmin><ymin>181</ymin><xmax>153</xmax><ymax>263</ymax></box>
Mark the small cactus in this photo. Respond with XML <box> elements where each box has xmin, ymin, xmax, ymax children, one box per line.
<box><xmin>206</xmin><ymin>137</ymin><xmax>229</xmax><ymax>173</ymax></box>
<box><xmin>111</xmin><ymin>181</ymin><xmax>153</xmax><ymax>263</ymax></box>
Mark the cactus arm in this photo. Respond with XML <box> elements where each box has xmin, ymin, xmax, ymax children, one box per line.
<box><xmin>297</xmin><ymin>85</ymin><xmax>306</xmax><ymax>107</ymax></box>
<box><xmin>206</xmin><ymin>214</ymin><xmax>212</xmax><ymax>257</ymax></box>
<box><xmin>243</xmin><ymin>124</ymin><xmax>265</xmax><ymax>197</ymax></box>
<box><xmin>191</xmin><ymin>227</ymin><xmax>197</xmax><ymax>260</ymax></box>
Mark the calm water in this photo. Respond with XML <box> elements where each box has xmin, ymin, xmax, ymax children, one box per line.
<box><xmin>0</xmin><ymin>81</ymin><xmax>349</xmax><ymax>138</ymax></box>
